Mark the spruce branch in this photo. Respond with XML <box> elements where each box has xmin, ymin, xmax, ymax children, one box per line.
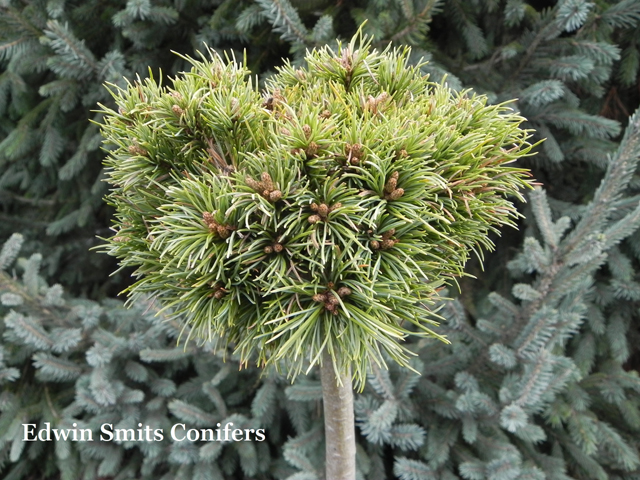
<box><xmin>390</xmin><ymin>0</ymin><xmax>442</xmax><ymax>44</ymax></box>
<box><xmin>445</xmin><ymin>0</ymin><xmax>488</xmax><ymax>59</ymax></box>
<box><xmin>498</xmin><ymin>109</ymin><xmax>640</xmax><ymax>338</ymax></box>
<box><xmin>563</xmin><ymin>109</ymin><xmax>640</xmax><ymax>253</ymax></box>
<box><xmin>256</xmin><ymin>0</ymin><xmax>308</xmax><ymax>47</ymax></box>
<box><xmin>42</xmin><ymin>19</ymin><xmax>98</xmax><ymax>77</ymax></box>
<box><xmin>507</xmin><ymin>15</ymin><xmax>564</xmax><ymax>85</ymax></box>
<box><xmin>1</xmin><ymin>6</ymin><xmax>43</xmax><ymax>40</ymax></box>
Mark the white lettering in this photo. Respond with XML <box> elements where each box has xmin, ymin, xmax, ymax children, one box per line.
<box><xmin>114</xmin><ymin>428</ymin><xmax>136</xmax><ymax>442</ymax></box>
<box><xmin>38</xmin><ymin>422</ymin><xmax>51</xmax><ymax>441</ymax></box>
<box><xmin>223</xmin><ymin>422</ymin><xmax>233</xmax><ymax>441</ymax></box>
<box><xmin>23</xmin><ymin>424</ymin><xmax>37</xmax><ymax>441</ymax></box>
<box><xmin>100</xmin><ymin>423</ymin><xmax>113</xmax><ymax>441</ymax></box>
<box><xmin>52</xmin><ymin>429</ymin><xmax>71</xmax><ymax>441</ymax></box>
<box><xmin>171</xmin><ymin>423</ymin><xmax>186</xmax><ymax>441</ymax></box>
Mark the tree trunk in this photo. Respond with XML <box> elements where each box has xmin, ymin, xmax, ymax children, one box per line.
<box><xmin>320</xmin><ymin>350</ymin><xmax>356</xmax><ymax>480</ymax></box>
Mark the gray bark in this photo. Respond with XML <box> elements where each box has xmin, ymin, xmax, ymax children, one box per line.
<box><xmin>320</xmin><ymin>351</ymin><xmax>356</xmax><ymax>480</ymax></box>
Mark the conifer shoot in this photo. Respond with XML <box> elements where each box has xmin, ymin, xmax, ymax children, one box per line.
<box><xmin>98</xmin><ymin>33</ymin><xmax>534</xmax><ymax>480</ymax></box>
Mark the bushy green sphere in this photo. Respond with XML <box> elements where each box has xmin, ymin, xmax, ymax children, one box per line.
<box><xmin>99</xmin><ymin>35</ymin><xmax>533</xmax><ymax>386</ymax></box>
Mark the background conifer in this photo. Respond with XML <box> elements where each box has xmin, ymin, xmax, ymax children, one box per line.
<box><xmin>2</xmin><ymin>0</ymin><xmax>640</xmax><ymax>479</ymax></box>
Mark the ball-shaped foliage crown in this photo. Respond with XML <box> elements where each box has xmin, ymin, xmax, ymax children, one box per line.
<box><xmin>99</xmin><ymin>34</ymin><xmax>534</xmax><ymax>387</ymax></box>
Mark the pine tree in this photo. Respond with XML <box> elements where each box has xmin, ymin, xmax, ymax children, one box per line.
<box><xmin>97</xmin><ymin>32</ymin><xmax>535</xmax><ymax>479</ymax></box>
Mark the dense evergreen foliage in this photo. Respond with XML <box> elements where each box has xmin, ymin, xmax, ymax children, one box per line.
<box><xmin>2</xmin><ymin>0</ymin><xmax>640</xmax><ymax>479</ymax></box>
<box><xmin>98</xmin><ymin>38</ymin><xmax>534</xmax><ymax>387</ymax></box>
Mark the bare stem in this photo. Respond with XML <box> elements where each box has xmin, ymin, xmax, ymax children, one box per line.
<box><xmin>320</xmin><ymin>351</ymin><xmax>356</xmax><ymax>480</ymax></box>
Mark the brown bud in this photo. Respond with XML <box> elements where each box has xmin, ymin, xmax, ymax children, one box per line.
<box><xmin>337</xmin><ymin>287</ymin><xmax>352</xmax><ymax>297</ymax></box>
<box><xmin>203</xmin><ymin>212</ymin><xmax>217</xmax><ymax>230</ymax></box>
<box><xmin>306</xmin><ymin>142</ymin><xmax>318</xmax><ymax>156</ymax></box>
<box><xmin>128</xmin><ymin>144</ymin><xmax>148</xmax><ymax>156</ymax></box>
<box><xmin>324</xmin><ymin>302</ymin><xmax>337</xmax><ymax>312</ymax></box>
<box><xmin>366</xmin><ymin>95</ymin><xmax>376</xmax><ymax>109</ymax></box>
<box><xmin>170</xmin><ymin>91</ymin><xmax>182</xmax><ymax>100</ymax></box>
<box><xmin>262</xmin><ymin>97</ymin><xmax>274</xmax><ymax>110</ymax></box>
<box><xmin>245</xmin><ymin>176</ymin><xmax>260</xmax><ymax>191</ymax></box>
<box><xmin>308</xmin><ymin>214</ymin><xmax>322</xmax><ymax>224</ymax></box>
<box><xmin>329</xmin><ymin>202</ymin><xmax>342</xmax><ymax>211</ymax></box>
<box><xmin>385</xmin><ymin>171</ymin><xmax>399</xmax><ymax>193</ymax></box>
<box><xmin>346</xmin><ymin>143</ymin><xmax>363</xmax><ymax>164</ymax></box>
<box><xmin>272</xmin><ymin>89</ymin><xmax>284</xmax><ymax>102</ymax></box>
<box><xmin>381</xmin><ymin>239</ymin><xmax>396</xmax><ymax>250</ymax></box>
<box><xmin>280</xmin><ymin>128</ymin><xmax>291</xmax><ymax>136</ymax></box>
<box><xmin>273</xmin><ymin>243</ymin><xmax>284</xmax><ymax>253</ymax></box>
<box><xmin>312</xmin><ymin>293</ymin><xmax>326</xmax><ymax>302</ymax></box>
<box><xmin>264</xmin><ymin>246</ymin><xmax>273</xmax><ymax>254</ymax></box>
<box><xmin>302</xmin><ymin>124</ymin><xmax>312</xmax><ymax>139</ymax></box>
<box><xmin>388</xmin><ymin>188</ymin><xmax>405</xmax><ymax>200</ymax></box>
<box><xmin>398</xmin><ymin>149</ymin><xmax>408</xmax><ymax>158</ymax></box>
<box><xmin>365</xmin><ymin>92</ymin><xmax>389</xmax><ymax>113</ymax></box>
<box><xmin>320</xmin><ymin>110</ymin><xmax>331</xmax><ymax>119</ymax></box>
<box><xmin>370</xmin><ymin>240</ymin><xmax>380</xmax><ymax>250</ymax></box>
<box><xmin>172</xmin><ymin>104</ymin><xmax>184</xmax><ymax>116</ymax></box>
<box><xmin>261</xmin><ymin>172</ymin><xmax>273</xmax><ymax>190</ymax></box>
<box><xmin>217</xmin><ymin>225</ymin><xmax>230</xmax><ymax>239</ymax></box>
<box><xmin>269</xmin><ymin>190</ymin><xmax>282</xmax><ymax>202</ymax></box>
<box><xmin>326</xmin><ymin>294</ymin><xmax>339</xmax><ymax>305</ymax></box>
<box><xmin>382</xmin><ymin>228</ymin><xmax>396</xmax><ymax>239</ymax></box>
<box><xmin>317</xmin><ymin>204</ymin><xmax>329</xmax><ymax>218</ymax></box>
<box><xmin>213</xmin><ymin>290</ymin><xmax>225</xmax><ymax>299</ymax></box>
<box><xmin>310</xmin><ymin>203</ymin><xmax>319</xmax><ymax>211</ymax></box>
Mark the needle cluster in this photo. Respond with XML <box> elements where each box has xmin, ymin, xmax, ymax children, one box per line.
<box><xmin>99</xmin><ymin>34</ymin><xmax>534</xmax><ymax>387</ymax></box>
